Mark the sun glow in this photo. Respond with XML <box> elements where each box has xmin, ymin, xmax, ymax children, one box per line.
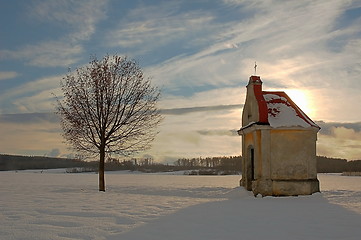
<box><xmin>285</xmin><ymin>89</ymin><xmax>315</xmax><ymax>118</ymax></box>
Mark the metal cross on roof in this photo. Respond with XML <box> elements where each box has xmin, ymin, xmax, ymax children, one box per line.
<box><xmin>254</xmin><ymin>61</ymin><xmax>257</xmax><ymax>75</ymax></box>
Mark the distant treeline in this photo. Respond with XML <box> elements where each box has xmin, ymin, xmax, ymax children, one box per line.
<box><xmin>316</xmin><ymin>156</ymin><xmax>361</xmax><ymax>173</ymax></box>
<box><xmin>172</xmin><ymin>156</ymin><xmax>241</xmax><ymax>175</ymax></box>
<box><xmin>174</xmin><ymin>155</ymin><xmax>361</xmax><ymax>173</ymax></box>
<box><xmin>0</xmin><ymin>154</ymin><xmax>87</xmax><ymax>171</ymax></box>
<box><xmin>1</xmin><ymin>154</ymin><xmax>361</xmax><ymax>173</ymax></box>
<box><xmin>174</xmin><ymin>156</ymin><xmax>241</xmax><ymax>170</ymax></box>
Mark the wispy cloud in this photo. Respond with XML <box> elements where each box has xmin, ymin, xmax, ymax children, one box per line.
<box><xmin>0</xmin><ymin>75</ymin><xmax>62</xmax><ymax>113</ymax></box>
<box><xmin>0</xmin><ymin>112</ymin><xmax>59</xmax><ymax>124</ymax></box>
<box><xmin>197</xmin><ymin>129</ymin><xmax>238</xmax><ymax>136</ymax></box>
<box><xmin>146</xmin><ymin>0</ymin><xmax>361</xmax><ymax>123</ymax></box>
<box><xmin>29</xmin><ymin>0</ymin><xmax>107</xmax><ymax>42</ymax></box>
<box><xmin>161</xmin><ymin>104</ymin><xmax>243</xmax><ymax>115</ymax></box>
<box><xmin>106</xmin><ymin>2</ymin><xmax>220</xmax><ymax>55</ymax></box>
<box><xmin>1</xmin><ymin>0</ymin><xmax>361</xmax><ymax>160</ymax></box>
<box><xmin>313</xmin><ymin>121</ymin><xmax>361</xmax><ymax>160</ymax></box>
<box><xmin>150</xmin><ymin>0</ymin><xmax>358</xmax><ymax>85</ymax></box>
<box><xmin>317</xmin><ymin>121</ymin><xmax>361</xmax><ymax>135</ymax></box>
<box><xmin>0</xmin><ymin>117</ymin><xmax>65</xmax><ymax>157</ymax></box>
<box><xmin>0</xmin><ymin>0</ymin><xmax>107</xmax><ymax>67</ymax></box>
<box><xmin>0</xmin><ymin>71</ymin><xmax>19</xmax><ymax>81</ymax></box>
<box><xmin>0</xmin><ymin>42</ymin><xmax>83</xmax><ymax>67</ymax></box>
<box><xmin>2</xmin><ymin>111</ymin><xmax>361</xmax><ymax>161</ymax></box>
<box><xmin>0</xmin><ymin>103</ymin><xmax>243</xmax><ymax>160</ymax></box>
<box><xmin>318</xmin><ymin>133</ymin><xmax>361</xmax><ymax>160</ymax></box>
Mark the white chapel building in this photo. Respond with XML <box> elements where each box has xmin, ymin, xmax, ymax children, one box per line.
<box><xmin>238</xmin><ymin>75</ymin><xmax>320</xmax><ymax>196</ymax></box>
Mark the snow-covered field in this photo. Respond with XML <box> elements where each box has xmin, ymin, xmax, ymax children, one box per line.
<box><xmin>1</xmin><ymin>170</ymin><xmax>361</xmax><ymax>240</ymax></box>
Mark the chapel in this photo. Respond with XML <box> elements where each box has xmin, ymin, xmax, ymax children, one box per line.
<box><xmin>238</xmin><ymin>75</ymin><xmax>320</xmax><ymax>196</ymax></box>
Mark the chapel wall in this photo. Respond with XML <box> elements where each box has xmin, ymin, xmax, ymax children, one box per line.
<box><xmin>269</xmin><ymin>129</ymin><xmax>316</xmax><ymax>180</ymax></box>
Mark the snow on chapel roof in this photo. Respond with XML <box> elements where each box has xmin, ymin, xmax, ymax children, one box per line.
<box><xmin>247</xmin><ymin>76</ymin><xmax>319</xmax><ymax>129</ymax></box>
<box><xmin>262</xmin><ymin>91</ymin><xmax>319</xmax><ymax>128</ymax></box>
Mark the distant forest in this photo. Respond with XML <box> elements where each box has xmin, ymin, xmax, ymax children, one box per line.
<box><xmin>1</xmin><ymin>154</ymin><xmax>361</xmax><ymax>174</ymax></box>
<box><xmin>0</xmin><ymin>154</ymin><xmax>88</xmax><ymax>171</ymax></box>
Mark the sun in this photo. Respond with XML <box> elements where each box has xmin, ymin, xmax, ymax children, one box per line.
<box><xmin>286</xmin><ymin>89</ymin><xmax>315</xmax><ymax>117</ymax></box>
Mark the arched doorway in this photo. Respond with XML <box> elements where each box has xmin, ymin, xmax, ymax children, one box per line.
<box><xmin>250</xmin><ymin>147</ymin><xmax>255</xmax><ymax>181</ymax></box>
<box><xmin>246</xmin><ymin>146</ymin><xmax>255</xmax><ymax>191</ymax></box>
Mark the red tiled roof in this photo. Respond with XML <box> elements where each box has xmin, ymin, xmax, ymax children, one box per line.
<box><xmin>251</xmin><ymin>77</ymin><xmax>319</xmax><ymax>129</ymax></box>
<box><xmin>262</xmin><ymin>91</ymin><xmax>319</xmax><ymax>128</ymax></box>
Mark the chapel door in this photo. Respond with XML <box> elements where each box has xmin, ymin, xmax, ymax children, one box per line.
<box><xmin>250</xmin><ymin>148</ymin><xmax>255</xmax><ymax>181</ymax></box>
<box><xmin>246</xmin><ymin>147</ymin><xmax>255</xmax><ymax>191</ymax></box>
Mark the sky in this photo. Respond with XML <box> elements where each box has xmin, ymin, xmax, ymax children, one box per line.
<box><xmin>1</xmin><ymin>0</ymin><xmax>361</xmax><ymax>162</ymax></box>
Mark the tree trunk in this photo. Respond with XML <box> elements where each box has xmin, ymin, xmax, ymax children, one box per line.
<box><xmin>99</xmin><ymin>144</ymin><xmax>105</xmax><ymax>192</ymax></box>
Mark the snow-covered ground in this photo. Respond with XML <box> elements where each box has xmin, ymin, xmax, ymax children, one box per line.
<box><xmin>1</xmin><ymin>171</ymin><xmax>360</xmax><ymax>240</ymax></box>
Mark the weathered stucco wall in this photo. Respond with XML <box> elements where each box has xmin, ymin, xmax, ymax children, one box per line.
<box><xmin>241</xmin><ymin>131</ymin><xmax>255</xmax><ymax>190</ymax></box>
<box><xmin>242</xmin><ymin>84</ymin><xmax>260</xmax><ymax>127</ymax></box>
<box><xmin>241</xmin><ymin>126</ymin><xmax>271</xmax><ymax>192</ymax></box>
<box><xmin>241</xmin><ymin>126</ymin><xmax>319</xmax><ymax>196</ymax></box>
<box><xmin>270</xmin><ymin>128</ymin><xmax>318</xmax><ymax>180</ymax></box>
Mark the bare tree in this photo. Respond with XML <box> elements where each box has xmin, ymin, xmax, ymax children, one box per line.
<box><xmin>55</xmin><ymin>55</ymin><xmax>162</xmax><ymax>191</ymax></box>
